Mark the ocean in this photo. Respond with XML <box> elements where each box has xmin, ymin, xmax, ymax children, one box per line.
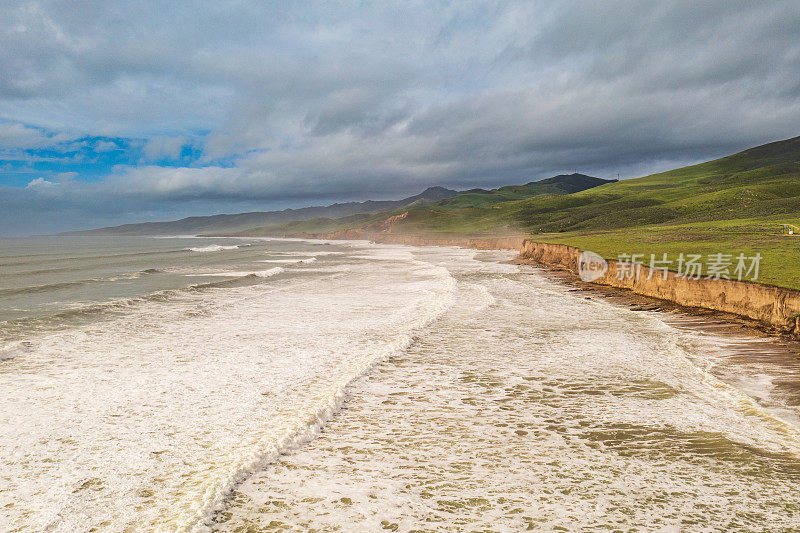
<box><xmin>2</xmin><ymin>236</ymin><xmax>800</xmax><ymax>531</ymax></box>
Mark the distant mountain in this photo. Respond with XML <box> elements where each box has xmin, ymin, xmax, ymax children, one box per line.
<box><xmin>59</xmin><ymin>186</ymin><xmax>459</xmax><ymax>236</ymax></box>
<box><xmin>394</xmin><ymin>186</ymin><xmax>458</xmax><ymax>204</ymax></box>
<box><xmin>436</xmin><ymin>174</ymin><xmax>616</xmax><ymax>209</ymax></box>
<box><xmin>229</xmin><ymin>173</ymin><xmax>615</xmax><ymax>237</ymax></box>
<box><xmin>534</xmin><ymin>173</ymin><xmax>617</xmax><ymax>193</ymax></box>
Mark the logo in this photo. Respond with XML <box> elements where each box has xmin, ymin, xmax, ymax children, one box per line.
<box><xmin>578</xmin><ymin>250</ymin><xmax>608</xmax><ymax>282</ymax></box>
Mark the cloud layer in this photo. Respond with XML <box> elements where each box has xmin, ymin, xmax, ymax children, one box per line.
<box><xmin>1</xmin><ymin>0</ymin><xmax>800</xmax><ymax>234</ymax></box>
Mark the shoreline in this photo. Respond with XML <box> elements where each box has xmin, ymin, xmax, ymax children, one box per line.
<box><xmin>197</xmin><ymin>234</ymin><xmax>800</xmax><ymax>529</ymax></box>
<box><xmin>344</xmin><ymin>233</ymin><xmax>800</xmax><ymax>419</ymax></box>
<box><xmin>278</xmin><ymin>231</ymin><xmax>800</xmax><ymax>341</ymax></box>
<box><xmin>212</xmin><ymin>241</ymin><xmax>800</xmax><ymax>531</ymax></box>
<box><xmin>519</xmin><ymin>261</ymin><xmax>800</xmax><ymax>359</ymax></box>
<box><xmin>518</xmin><ymin>240</ymin><xmax>800</xmax><ymax>339</ymax></box>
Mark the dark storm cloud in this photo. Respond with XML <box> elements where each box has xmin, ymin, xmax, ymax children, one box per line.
<box><xmin>1</xmin><ymin>0</ymin><xmax>799</xmax><ymax>233</ymax></box>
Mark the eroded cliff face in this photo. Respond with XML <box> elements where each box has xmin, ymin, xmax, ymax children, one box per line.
<box><xmin>519</xmin><ymin>240</ymin><xmax>800</xmax><ymax>335</ymax></box>
<box><xmin>379</xmin><ymin>212</ymin><xmax>408</xmax><ymax>233</ymax></box>
<box><xmin>292</xmin><ymin>231</ymin><xmax>799</xmax><ymax>334</ymax></box>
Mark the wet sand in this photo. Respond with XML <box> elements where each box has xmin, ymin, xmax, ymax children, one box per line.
<box><xmin>528</xmin><ymin>264</ymin><xmax>800</xmax><ymax>417</ymax></box>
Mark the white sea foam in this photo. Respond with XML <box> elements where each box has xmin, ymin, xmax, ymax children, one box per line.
<box><xmin>257</xmin><ymin>257</ymin><xmax>317</xmax><ymax>264</ymax></box>
<box><xmin>101</xmin><ymin>271</ymin><xmax>143</xmax><ymax>282</ymax></box>
<box><xmin>0</xmin><ymin>340</ymin><xmax>34</xmax><ymax>361</ymax></box>
<box><xmin>0</xmin><ymin>243</ymin><xmax>457</xmax><ymax>531</ymax></box>
<box><xmin>216</xmin><ymin>249</ymin><xmax>800</xmax><ymax>531</ymax></box>
<box><xmin>300</xmin><ymin>251</ymin><xmax>341</xmax><ymax>256</ymax></box>
<box><xmin>188</xmin><ymin>245</ymin><xmax>241</xmax><ymax>252</ymax></box>
<box><xmin>6</xmin><ymin>243</ymin><xmax>800</xmax><ymax>532</ymax></box>
<box><xmin>274</xmin><ymin>251</ymin><xmax>342</xmax><ymax>256</ymax></box>
<box><xmin>292</xmin><ymin>266</ymin><xmax>351</xmax><ymax>273</ymax></box>
<box><xmin>194</xmin><ymin>267</ymin><xmax>285</xmax><ymax>278</ymax></box>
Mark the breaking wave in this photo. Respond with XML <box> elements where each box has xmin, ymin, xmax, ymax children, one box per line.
<box><xmin>0</xmin><ymin>269</ymin><xmax>161</xmax><ymax>298</ymax></box>
<box><xmin>188</xmin><ymin>245</ymin><xmax>244</xmax><ymax>253</ymax></box>
<box><xmin>194</xmin><ymin>267</ymin><xmax>285</xmax><ymax>278</ymax></box>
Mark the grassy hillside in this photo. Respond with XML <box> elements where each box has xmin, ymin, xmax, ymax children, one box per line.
<box><xmin>234</xmin><ymin>135</ymin><xmax>800</xmax><ymax>289</ymax></box>
<box><xmin>509</xmin><ymin>136</ymin><xmax>800</xmax><ymax>233</ymax></box>
<box><xmin>234</xmin><ymin>173</ymin><xmax>616</xmax><ymax>237</ymax></box>
<box><xmin>515</xmin><ymin>136</ymin><xmax>800</xmax><ymax>289</ymax></box>
<box><xmin>435</xmin><ymin>174</ymin><xmax>613</xmax><ymax>209</ymax></box>
<box><xmin>371</xmin><ymin>135</ymin><xmax>799</xmax><ymax>236</ymax></box>
<box><xmin>335</xmin><ymin>135</ymin><xmax>799</xmax><ymax>236</ymax></box>
<box><xmin>239</xmin><ymin>136</ymin><xmax>800</xmax><ymax>238</ymax></box>
<box><xmin>532</xmin><ymin>216</ymin><xmax>800</xmax><ymax>289</ymax></box>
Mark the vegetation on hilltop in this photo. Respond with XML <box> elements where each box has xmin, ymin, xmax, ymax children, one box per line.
<box><xmin>434</xmin><ymin>174</ymin><xmax>613</xmax><ymax>209</ymax></box>
<box><xmin>532</xmin><ymin>216</ymin><xmax>800</xmax><ymax>290</ymax></box>
<box><xmin>516</xmin><ymin>136</ymin><xmax>800</xmax><ymax>289</ymax></box>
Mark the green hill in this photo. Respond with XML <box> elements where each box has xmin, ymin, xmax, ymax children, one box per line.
<box><xmin>233</xmin><ymin>135</ymin><xmax>800</xmax><ymax>289</ymax></box>
<box><xmin>232</xmin><ymin>173</ymin><xmax>616</xmax><ymax>236</ymax></box>
<box><xmin>436</xmin><ymin>174</ymin><xmax>613</xmax><ymax>209</ymax></box>
<box><xmin>236</xmin><ymin>136</ymin><xmax>800</xmax><ymax>239</ymax></box>
<box><xmin>511</xmin><ymin>136</ymin><xmax>800</xmax><ymax>233</ymax></box>
<box><xmin>512</xmin><ymin>136</ymin><xmax>800</xmax><ymax>289</ymax></box>
<box><xmin>374</xmin><ymin>135</ymin><xmax>800</xmax><ymax>239</ymax></box>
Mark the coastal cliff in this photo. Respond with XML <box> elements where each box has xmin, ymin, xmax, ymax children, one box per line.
<box><xmin>519</xmin><ymin>240</ymin><xmax>800</xmax><ymax>336</ymax></box>
<box><xmin>291</xmin><ymin>227</ymin><xmax>800</xmax><ymax>336</ymax></box>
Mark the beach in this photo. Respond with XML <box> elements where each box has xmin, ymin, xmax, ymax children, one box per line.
<box><xmin>0</xmin><ymin>237</ymin><xmax>456</xmax><ymax>529</ymax></box>
<box><xmin>2</xmin><ymin>237</ymin><xmax>800</xmax><ymax>530</ymax></box>
<box><xmin>215</xmin><ymin>244</ymin><xmax>800</xmax><ymax>530</ymax></box>
<box><xmin>4</xmin><ymin>3</ymin><xmax>800</xmax><ymax>531</ymax></box>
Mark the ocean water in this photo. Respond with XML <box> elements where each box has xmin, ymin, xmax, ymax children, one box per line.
<box><xmin>2</xmin><ymin>237</ymin><xmax>800</xmax><ymax>531</ymax></box>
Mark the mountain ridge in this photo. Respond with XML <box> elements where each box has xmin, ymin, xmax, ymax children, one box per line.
<box><xmin>58</xmin><ymin>186</ymin><xmax>460</xmax><ymax>236</ymax></box>
<box><xmin>227</xmin><ymin>173</ymin><xmax>616</xmax><ymax>237</ymax></box>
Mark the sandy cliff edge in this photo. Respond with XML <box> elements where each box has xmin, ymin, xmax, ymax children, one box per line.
<box><xmin>274</xmin><ymin>229</ymin><xmax>800</xmax><ymax>336</ymax></box>
<box><xmin>519</xmin><ymin>240</ymin><xmax>800</xmax><ymax>336</ymax></box>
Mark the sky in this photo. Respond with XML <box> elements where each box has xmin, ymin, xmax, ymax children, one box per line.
<box><xmin>1</xmin><ymin>1</ymin><xmax>800</xmax><ymax>235</ymax></box>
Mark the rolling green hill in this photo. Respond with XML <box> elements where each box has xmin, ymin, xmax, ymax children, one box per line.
<box><xmin>230</xmin><ymin>173</ymin><xmax>616</xmax><ymax>237</ymax></box>
<box><xmin>511</xmin><ymin>136</ymin><xmax>800</xmax><ymax>233</ymax></box>
<box><xmin>512</xmin><ymin>136</ymin><xmax>800</xmax><ymax>289</ymax></box>
<box><xmin>435</xmin><ymin>174</ymin><xmax>613</xmax><ymax>209</ymax></box>
<box><xmin>234</xmin><ymin>135</ymin><xmax>800</xmax><ymax>289</ymax></box>
<box><xmin>236</xmin><ymin>137</ymin><xmax>800</xmax><ymax>239</ymax></box>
